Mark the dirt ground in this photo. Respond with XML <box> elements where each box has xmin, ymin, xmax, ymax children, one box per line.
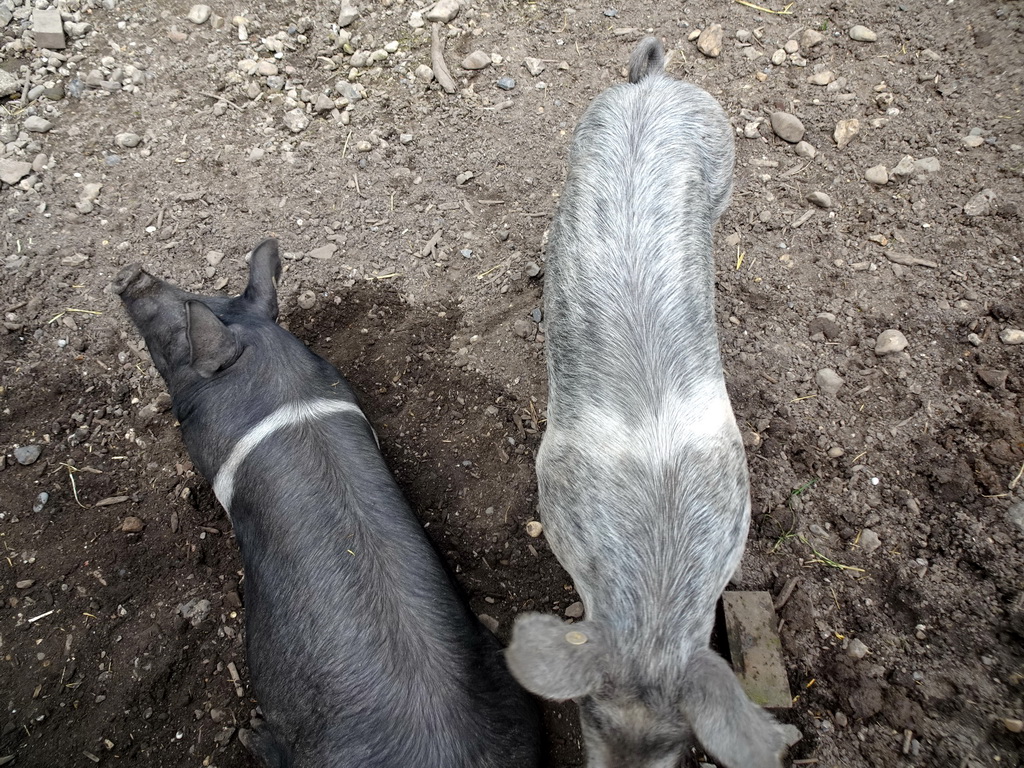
<box><xmin>2</xmin><ymin>0</ymin><xmax>1023</xmax><ymax>766</ymax></box>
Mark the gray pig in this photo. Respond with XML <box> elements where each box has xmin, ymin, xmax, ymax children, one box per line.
<box><xmin>115</xmin><ymin>240</ymin><xmax>540</xmax><ymax>768</ymax></box>
<box><xmin>506</xmin><ymin>38</ymin><xmax>789</xmax><ymax>768</ymax></box>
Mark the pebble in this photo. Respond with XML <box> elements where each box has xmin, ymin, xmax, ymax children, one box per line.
<box><xmin>178</xmin><ymin>598</ymin><xmax>212</xmax><ymax>626</ymax></box>
<box><xmin>0</xmin><ymin>70</ymin><xmax>18</xmax><ymax>98</ymax></box>
<box><xmin>525</xmin><ymin>261</ymin><xmax>542</xmax><ymax>277</ymax></box>
<box><xmin>859</xmin><ymin>528</ymin><xmax>882</xmax><ymax>554</ymax></box>
<box><xmin>564</xmin><ymin>601</ymin><xmax>585</xmax><ymax>619</ymax></box>
<box><xmin>16</xmin><ymin>579</ymin><xmax>35</xmax><ymax>589</ymax></box>
<box><xmin>794</xmin><ymin>141</ymin><xmax>817</xmax><ymax>159</ymax></box>
<box><xmin>355</xmin><ymin>140</ymin><xmax>372</xmax><ymax>152</ymax></box>
<box><xmin>314</xmin><ymin>93</ymin><xmax>334</xmax><ymax>112</ymax></box>
<box><xmin>697</xmin><ymin>24</ymin><xmax>724</xmax><ymax>58</ymax></box>
<box><xmin>205</xmin><ymin>250</ymin><xmax>224</xmax><ymax>267</ymax></box>
<box><xmin>523</xmin><ymin>57</ymin><xmax>545</xmax><ymax>76</ymax></box>
<box><xmin>1005</xmin><ymin>719</ymin><xmax>1024</xmax><ymax>734</ymax></box>
<box><xmin>496</xmin><ymin>76</ymin><xmax>516</xmax><ymax>91</ymax></box>
<box><xmin>770</xmin><ymin>111</ymin><xmax>804</xmax><ymax>143</ymax></box>
<box><xmin>462</xmin><ymin>50</ymin><xmax>491</xmax><ymax>70</ymax></box>
<box><xmin>297</xmin><ymin>291</ymin><xmax>317</xmax><ymax>310</ymax></box>
<box><xmin>784</xmin><ymin>40</ymin><xmax>800</xmax><ymax>54</ymax></box>
<box><xmin>891</xmin><ymin>155</ymin><xmax>918</xmax><ymax>180</ymax></box>
<box><xmin>24</xmin><ymin>116</ymin><xmax>54</xmax><ymax>133</ymax></box>
<box><xmin>800</xmin><ymin>28</ymin><xmax>825</xmax><ymax>49</ymax></box>
<box><xmin>283</xmin><ymin>109</ymin><xmax>309</xmax><ymax>134</ymax></box>
<box><xmin>961</xmin><ymin>135</ymin><xmax>985</xmax><ymax>149</ymax></box>
<box><xmin>849</xmin><ymin>25</ymin><xmax>878</xmax><ymax>42</ymax></box>
<box><xmin>807</xmin><ymin>70</ymin><xmax>835</xmax><ymax>86</ymax></box>
<box><xmin>807</xmin><ymin>191</ymin><xmax>832</xmax><ymax>209</ymax></box>
<box><xmin>121</xmin><ymin>516</ymin><xmax>145</xmax><ymax>532</ymax></box>
<box><xmin>827</xmin><ymin>446</ymin><xmax>845</xmax><ymax>458</ymax></box>
<box><xmin>999</xmin><ymin>328</ymin><xmax>1024</xmax><ymax>345</ymax></box>
<box><xmin>187</xmin><ymin>4</ymin><xmax>211</xmax><ymax>24</ymax></box>
<box><xmin>14</xmin><ymin>445</ymin><xmax>43</xmax><ymax>465</ymax></box>
<box><xmin>478</xmin><ymin>614</ymin><xmax>500</xmax><ymax>633</ymax></box>
<box><xmin>425</xmin><ymin>0</ymin><xmax>460</xmax><ymax>23</ymax></box>
<box><xmin>978</xmin><ymin>368</ymin><xmax>1008</xmax><ymax>389</ymax></box>
<box><xmin>0</xmin><ymin>158</ymin><xmax>33</xmax><ymax>185</ymax></box>
<box><xmin>33</xmin><ymin>492</ymin><xmax>49</xmax><ymax>513</ymax></box>
<box><xmin>525</xmin><ymin>520</ymin><xmax>543</xmax><ymax>537</ymax></box>
<box><xmin>414</xmin><ymin>64</ymin><xmax>434</xmax><ymax>83</ymax></box>
<box><xmin>337</xmin><ymin>4</ymin><xmax>359</xmax><ymax>27</ymax></box>
<box><xmin>115</xmin><ymin>132</ymin><xmax>142</xmax><ymax>148</ymax></box>
<box><xmin>770</xmin><ymin>49</ymin><xmax>786</xmax><ymax>66</ymax></box>
<box><xmin>408</xmin><ymin>10</ymin><xmax>425</xmax><ymax>28</ymax></box>
<box><xmin>914</xmin><ymin>157</ymin><xmax>941</xmax><ymax>174</ymax></box>
<box><xmin>874</xmin><ymin>329</ymin><xmax>908</xmax><ymax>355</ymax></box>
<box><xmin>847</xmin><ymin>638</ymin><xmax>870</xmax><ymax>660</ymax></box>
<box><xmin>256</xmin><ymin>60</ymin><xmax>278</xmax><ymax>77</ymax></box>
<box><xmin>865</xmin><ymin>165</ymin><xmax>889</xmax><ymax>185</ymax></box>
<box><xmin>308</xmin><ymin>244</ymin><xmax>337</xmax><ymax>260</ymax></box>
<box><xmin>964</xmin><ymin>188</ymin><xmax>996</xmax><ymax>217</ymax></box>
<box><xmin>815</xmin><ymin>368</ymin><xmax>844</xmax><ymax>395</ymax></box>
<box><xmin>833</xmin><ymin>118</ymin><xmax>860</xmax><ymax>149</ymax></box>
<box><xmin>512</xmin><ymin>318</ymin><xmax>534</xmax><ymax>338</ymax></box>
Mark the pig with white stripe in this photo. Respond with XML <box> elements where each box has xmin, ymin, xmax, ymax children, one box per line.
<box><xmin>506</xmin><ymin>38</ymin><xmax>789</xmax><ymax>768</ymax></box>
<box><xmin>114</xmin><ymin>239</ymin><xmax>541</xmax><ymax>768</ymax></box>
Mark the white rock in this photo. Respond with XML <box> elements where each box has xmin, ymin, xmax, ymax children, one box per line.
<box><xmin>771</xmin><ymin>48</ymin><xmax>786</xmax><ymax>66</ymax></box>
<box><xmin>425</xmin><ymin>0</ymin><xmax>461</xmax><ymax>23</ymax></box>
<box><xmin>784</xmin><ymin>39</ymin><xmax>800</xmax><ymax>54</ymax></box>
<box><xmin>807</xmin><ymin>70</ymin><xmax>835</xmax><ymax>86</ymax></box>
<box><xmin>115</xmin><ymin>132</ymin><xmax>142</xmax><ymax>148</ymax></box>
<box><xmin>697</xmin><ymin>23</ymin><xmax>724</xmax><ymax>57</ymax></box>
<box><xmin>833</xmin><ymin>118</ymin><xmax>860</xmax><ymax>149</ymax></box>
<box><xmin>408</xmin><ymin>10</ymin><xmax>425</xmax><ymax>28</ymax></box>
<box><xmin>337</xmin><ymin>3</ymin><xmax>359</xmax><ymax>27</ymax></box>
<box><xmin>962</xmin><ymin>135</ymin><xmax>985</xmax><ymax>148</ymax></box>
<box><xmin>256</xmin><ymin>60</ymin><xmax>278</xmax><ymax>76</ymax></box>
<box><xmin>355</xmin><ymin>140</ymin><xmax>372</xmax><ymax>152</ymax></box>
<box><xmin>794</xmin><ymin>141</ymin><xmax>817</xmax><ymax>159</ymax></box>
<box><xmin>964</xmin><ymin>188</ymin><xmax>997</xmax><ymax>217</ymax></box>
<box><xmin>891</xmin><ymin>155</ymin><xmax>917</xmax><ymax>179</ymax></box>
<box><xmin>523</xmin><ymin>57</ymin><xmax>545</xmax><ymax>76</ymax></box>
<box><xmin>414</xmin><ymin>64</ymin><xmax>434</xmax><ymax>83</ymax></box>
<box><xmin>815</xmin><ymin>368</ymin><xmax>844</xmax><ymax>395</ymax></box>
<box><xmin>849</xmin><ymin>25</ymin><xmax>877</xmax><ymax>42</ymax></box>
<box><xmin>0</xmin><ymin>70</ymin><xmax>19</xmax><ymax>98</ymax></box>
<box><xmin>461</xmin><ymin>50</ymin><xmax>491</xmax><ymax>70</ymax></box>
<box><xmin>865</xmin><ymin>165</ymin><xmax>889</xmax><ymax>185</ymax></box>
<box><xmin>999</xmin><ymin>328</ymin><xmax>1024</xmax><ymax>345</ymax></box>
<box><xmin>874</xmin><ymin>329</ymin><xmax>908</xmax><ymax>355</ymax></box>
<box><xmin>283</xmin><ymin>108</ymin><xmax>309</xmax><ymax>134</ymax></box>
<box><xmin>187</xmin><ymin>4</ymin><xmax>211</xmax><ymax>24</ymax></box>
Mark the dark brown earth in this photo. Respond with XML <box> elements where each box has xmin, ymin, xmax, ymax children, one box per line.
<box><xmin>1</xmin><ymin>0</ymin><xmax>1023</xmax><ymax>766</ymax></box>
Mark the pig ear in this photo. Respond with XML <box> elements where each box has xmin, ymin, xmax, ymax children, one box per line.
<box><xmin>680</xmin><ymin>648</ymin><xmax>788</xmax><ymax>768</ymax></box>
<box><xmin>506</xmin><ymin>613</ymin><xmax>605</xmax><ymax>700</ymax></box>
<box><xmin>186</xmin><ymin>301</ymin><xmax>239</xmax><ymax>378</ymax></box>
<box><xmin>244</xmin><ymin>238</ymin><xmax>282</xmax><ymax>320</ymax></box>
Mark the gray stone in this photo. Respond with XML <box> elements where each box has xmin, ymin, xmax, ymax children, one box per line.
<box><xmin>24</xmin><ymin>115</ymin><xmax>54</xmax><ymax>133</ymax></box>
<box><xmin>32</xmin><ymin>8</ymin><xmax>65</xmax><ymax>49</ymax></box>
<box><xmin>308</xmin><ymin>244</ymin><xmax>338</xmax><ymax>260</ymax></box>
<box><xmin>461</xmin><ymin>50</ymin><xmax>491</xmax><ymax>70</ymax></box>
<box><xmin>914</xmin><ymin>157</ymin><xmax>941</xmax><ymax>174</ymax></box>
<box><xmin>256</xmin><ymin>60</ymin><xmax>278</xmax><ymax>77</ymax></box>
<box><xmin>564</xmin><ymin>601</ymin><xmax>584</xmax><ymax>619</ymax></box>
<box><xmin>815</xmin><ymin>368</ymin><xmax>844</xmax><ymax>395</ymax></box>
<box><xmin>865</xmin><ymin>165</ymin><xmax>889</xmax><ymax>185</ymax></box>
<box><xmin>425</xmin><ymin>0</ymin><xmax>461</xmax><ymax>23</ymax></box>
<box><xmin>794</xmin><ymin>141</ymin><xmax>817</xmax><ymax>159</ymax></box>
<box><xmin>833</xmin><ymin>118</ymin><xmax>860</xmax><ymax>149</ymax></box>
<box><xmin>999</xmin><ymin>328</ymin><xmax>1024</xmax><ymax>345</ymax></box>
<box><xmin>177</xmin><ymin>598</ymin><xmax>212</xmax><ymax>626</ymax></box>
<box><xmin>770</xmin><ymin>48</ymin><xmax>786</xmax><ymax>66</ymax></box>
<box><xmin>478</xmin><ymin>613</ymin><xmax>500</xmax><ymax>633</ymax></box>
<box><xmin>807</xmin><ymin>70</ymin><xmax>835</xmax><ymax>86</ymax></box>
<box><xmin>697</xmin><ymin>24</ymin><xmax>724</xmax><ymax>58</ymax></box>
<box><xmin>770</xmin><ymin>111</ymin><xmax>804</xmax><ymax>143</ymax></box>
<box><xmin>847</xmin><ymin>638</ymin><xmax>870</xmax><ymax>660</ymax></box>
<box><xmin>1009</xmin><ymin>502</ymin><xmax>1024</xmax><ymax>534</ymax></box>
<box><xmin>978</xmin><ymin>368</ymin><xmax>1008</xmax><ymax>389</ymax></box>
<box><xmin>0</xmin><ymin>69</ymin><xmax>19</xmax><ymax>98</ymax></box>
<box><xmin>807</xmin><ymin>191</ymin><xmax>832</xmax><ymax>209</ymax></box>
<box><xmin>187</xmin><ymin>4</ymin><xmax>211</xmax><ymax>24</ymax></box>
<box><xmin>414</xmin><ymin>64</ymin><xmax>434</xmax><ymax>83</ymax></box>
<box><xmin>849</xmin><ymin>25</ymin><xmax>877</xmax><ymax>42</ymax></box>
<box><xmin>874</xmin><ymin>329</ymin><xmax>908</xmax><ymax>355</ymax></box>
<box><xmin>800</xmin><ymin>28</ymin><xmax>825</xmax><ymax>49</ymax></box>
<box><xmin>334</xmin><ymin>80</ymin><xmax>363</xmax><ymax>102</ymax></box>
<box><xmin>283</xmin><ymin>108</ymin><xmax>309</xmax><ymax>133</ymax></box>
<box><xmin>962</xmin><ymin>135</ymin><xmax>985</xmax><ymax>149</ymax></box>
<box><xmin>115</xmin><ymin>132</ymin><xmax>142</xmax><ymax>148</ymax></box>
<box><xmin>859</xmin><ymin>528</ymin><xmax>881</xmax><ymax>554</ymax></box>
<box><xmin>313</xmin><ymin>93</ymin><xmax>334</xmax><ymax>112</ymax></box>
<box><xmin>0</xmin><ymin>159</ymin><xmax>33</xmax><ymax>186</ymax></box>
<box><xmin>337</xmin><ymin>4</ymin><xmax>359</xmax><ymax>27</ymax></box>
<box><xmin>496</xmin><ymin>76</ymin><xmax>516</xmax><ymax>90</ymax></box>
<box><xmin>964</xmin><ymin>188</ymin><xmax>996</xmax><ymax>217</ymax></box>
<box><xmin>14</xmin><ymin>445</ymin><xmax>43</xmax><ymax>465</ymax></box>
<box><xmin>891</xmin><ymin>155</ymin><xmax>917</xmax><ymax>180</ymax></box>
<box><xmin>32</xmin><ymin>492</ymin><xmax>49</xmax><ymax>513</ymax></box>
<box><xmin>523</xmin><ymin>57</ymin><xmax>545</xmax><ymax>76</ymax></box>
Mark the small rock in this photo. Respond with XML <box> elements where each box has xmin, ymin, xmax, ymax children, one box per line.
<box><xmin>32</xmin><ymin>8</ymin><xmax>66</xmax><ymax>49</ymax></box>
<box><xmin>0</xmin><ymin>159</ymin><xmax>33</xmax><ymax>186</ymax></box>
<box><xmin>794</xmin><ymin>141</ymin><xmax>817</xmax><ymax>159</ymax></box>
<box><xmin>849</xmin><ymin>25</ymin><xmax>877</xmax><ymax>42</ymax></box>
<box><xmin>24</xmin><ymin>116</ymin><xmax>54</xmax><ymax>133</ymax></box>
<box><xmin>334</xmin><ymin>81</ymin><xmax>363</xmax><ymax>103</ymax></box>
<box><xmin>297</xmin><ymin>291</ymin><xmax>317</xmax><ymax>310</ymax></box>
<box><xmin>525</xmin><ymin>261</ymin><xmax>542</xmax><ymax>277</ymax></box>
<box><xmin>815</xmin><ymin>368</ymin><xmax>844</xmax><ymax>395</ymax></box>
<box><xmin>833</xmin><ymin>118</ymin><xmax>860</xmax><ymax>149</ymax></box>
<box><xmin>847</xmin><ymin>638</ymin><xmax>870</xmax><ymax>660</ymax></box>
<box><xmin>967</xmin><ymin>333</ymin><xmax>982</xmax><ymax>347</ymax></box>
<box><xmin>461</xmin><ymin>50</ymin><xmax>491</xmax><ymax>70</ymax></box>
<box><xmin>512</xmin><ymin>318</ymin><xmax>534</xmax><ymax>339</ymax></box>
<box><xmin>800</xmin><ymin>28</ymin><xmax>825</xmax><ymax>49</ymax></box>
<box><xmin>256</xmin><ymin>60</ymin><xmax>278</xmax><ymax>77</ymax></box>
<box><xmin>1005</xmin><ymin>718</ymin><xmax>1024</xmax><ymax>734</ymax></box>
<box><xmin>425</xmin><ymin>0</ymin><xmax>461</xmax><ymax>23</ymax></box>
<box><xmin>16</xmin><ymin>579</ymin><xmax>35</xmax><ymax>589</ymax></box>
<box><xmin>178</xmin><ymin>598</ymin><xmax>212</xmax><ymax>626</ymax></box>
<box><xmin>964</xmin><ymin>188</ymin><xmax>997</xmax><ymax>217</ymax></box>
<box><xmin>205</xmin><ymin>250</ymin><xmax>224</xmax><ymax>267</ymax></box>
<box><xmin>770</xmin><ymin>48</ymin><xmax>786</xmax><ymax>66</ymax></box>
<box><xmin>14</xmin><ymin>445</ymin><xmax>43</xmax><ymax>466</ymax></box>
<box><xmin>32</xmin><ymin>492</ymin><xmax>49</xmax><ymax>513</ymax></box>
<box><xmin>496</xmin><ymin>76</ymin><xmax>516</xmax><ymax>91</ymax></box>
<box><xmin>478</xmin><ymin>614</ymin><xmax>500</xmax><ymax>633</ymax></box>
<box><xmin>283</xmin><ymin>109</ymin><xmax>309</xmax><ymax>134</ymax></box>
<box><xmin>865</xmin><ymin>165</ymin><xmax>889</xmax><ymax>185</ymax></box>
<box><xmin>168</xmin><ymin>27</ymin><xmax>189</xmax><ymax>43</ymax></box>
<box><xmin>313</xmin><ymin>93</ymin><xmax>334</xmax><ymax>112</ymax></box>
<box><xmin>874</xmin><ymin>329</ymin><xmax>908</xmax><ymax>355</ymax></box>
<box><xmin>308</xmin><ymin>244</ymin><xmax>337</xmax><ymax>260</ymax></box>
<box><xmin>523</xmin><ymin>57</ymin><xmax>545</xmax><ymax>76</ymax></box>
<box><xmin>115</xmin><ymin>132</ymin><xmax>142</xmax><ymax>148</ymax></box>
<box><xmin>355</xmin><ymin>140</ymin><xmax>372</xmax><ymax>152</ymax></box>
<box><xmin>891</xmin><ymin>155</ymin><xmax>918</xmax><ymax>180</ymax></box>
<box><xmin>961</xmin><ymin>135</ymin><xmax>985</xmax><ymax>149</ymax></box>
<box><xmin>784</xmin><ymin>40</ymin><xmax>800</xmax><ymax>54</ymax></box>
<box><xmin>408</xmin><ymin>10</ymin><xmax>425</xmax><ymax>28</ymax></box>
<box><xmin>827</xmin><ymin>446</ymin><xmax>845</xmax><ymax>458</ymax></box>
<box><xmin>187</xmin><ymin>4</ymin><xmax>211</xmax><ymax>24</ymax></box>
<box><xmin>0</xmin><ymin>70</ymin><xmax>19</xmax><ymax>98</ymax></box>
<box><xmin>770</xmin><ymin>111</ymin><xmax>804</xmax><ymax>143</ymax></box>
<box><xmin>414</xmin><ymin>64</ymin><xmax>434</xmax><ymax>83</ymax></box>
<box><xmin>807</xmin><ymin>70</ymin><xmax>835</xmax><ymax>86</ymax></box>
<box><xmin>807</xmin><ymin>191</ymin><xmax>832</xmax><ymax>209</ymax></box>
<box><xmin>337</xmin><ymin>3</ymin><xmax>359</xmax><ymax>27</ymax></box>
<box><xmin>999</xmin><ymin>328</ymin><xmax>1024</xmax><ymax>345</ymax></box>
<box><xmin>977</xmin><ymin>368</ymin><xmax>1008</xmax><ymax>389</ymax></box>
<box><xmin>564</xmin><ymin>601</ymin><xmax>585</xmax><ymax>619</ymax></box>
<box><xmin>697</xmin><ymin>24</ymin><xmax>724</xmax><ymax>58</ymax></box>
<box><xmin>914</xmin><ymin>157</ymin><xmax>941</xmax><ymax>174</ymax></box>
<box><xmin>859</xmin><ymin>528</ymin><xmax>882</xmax><ymax>554</ymax></box>
<box><xmin>121</xmin><ymin>516</ymin><xmax>145</xmax><ymax>532</ymax></box>
<box><xmin>525</xmin><ymin>520</ymin><xmax>543</xmax><ymax>537</ymax></box>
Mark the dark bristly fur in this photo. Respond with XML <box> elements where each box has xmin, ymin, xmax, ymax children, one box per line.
<box><xmin>115</xmin><ymin>240</ymin><xmax>540</xmax><ymax>768</ymax></box>
<box><xmin>506</xmin><ymin>38</ymin><xmax>788</xmax><ymax>768</ymax></box>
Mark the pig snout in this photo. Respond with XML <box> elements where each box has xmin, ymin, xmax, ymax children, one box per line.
<box><xmin>112</xmin><ymin>263</ymin><xmax>151</xmax><ymax>298</ymax></box>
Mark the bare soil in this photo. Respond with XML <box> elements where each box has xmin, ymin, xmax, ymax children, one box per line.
<box><xmin>1</xmin><ymin>1</ymin><xmax>1023</xmax><ymax>766</ymax></box>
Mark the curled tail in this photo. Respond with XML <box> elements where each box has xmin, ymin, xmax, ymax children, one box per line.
<box><xmin>628</xmin><ymin>37</ymin><xmax>665</xmax><ymax>83</ymax></box>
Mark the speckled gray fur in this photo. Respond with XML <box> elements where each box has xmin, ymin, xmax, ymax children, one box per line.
<box><xmin>507</xmin><ymin>38</ymin><xmax>787</xmax><ymax>768</ymax></box>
